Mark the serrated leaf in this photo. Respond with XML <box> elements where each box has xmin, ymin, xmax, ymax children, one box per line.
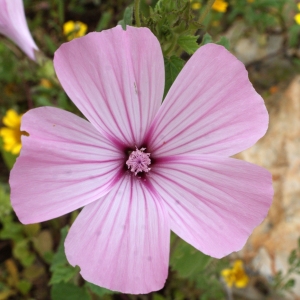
<box><xmin>51</xmin><ymin>283</ymin><xmax>91</xmax><ymax>300</ymax></box>
<box><xmin>178</xmin><ymin>35</ymin><xmax>199</xmax><ymax>54</ymax></box>
<box><xmin>163</xmin><ymin>56</ymin><xmax>185</xmax><ymax>98</ymax></box>
<box><xmin>50</xmin><ymin>265</ymin><xmax>80</xmax><ymax>285</ymax></box>
<box><xmin>170</xmin><ymin>235</ymin><xmax>211</xmax><ymax>278</ymax></box>
<box><xmin>85</xmin><ymin>281</ymin><xmax>114</xmax><ymax>296</ymax></box>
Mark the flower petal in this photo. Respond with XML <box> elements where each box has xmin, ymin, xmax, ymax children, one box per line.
<box><xmin>0</xmin><ymin>0</ymin><xmax>38</xmax><ymax>60</ymax></box>
<box><xmin>150</xmin><ymin>155</ymin><xmax>273</xmax><ymax>258</ymax></box>
<box><xmin>10</xmin><ymin>107</ymin><xmax>123</xmax><ymax>224</ymax></box>
<box><xmin>65</xmin><ymin>174</ymin><xmax>170</xmax><ymax>294</ymax></box>
<box><xmin>54</xmin><ymin>26</ymin><xmax>164</xmax><ymax>148</ymax></box>
<box><xmin>146</xmin><ymin>43</ymin><xmax>268</xmax><ymax>157</ymax></box>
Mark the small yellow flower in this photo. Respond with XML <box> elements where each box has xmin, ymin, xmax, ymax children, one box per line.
<box><xmin>40</xmin><ymin>78</ymin><xmax>52</xmax><ymax>89</ymax></box>
<box><xmin>191</xmin><ymin>2</ymin><xmax>201</xmax><ymax>10</ymax></box>
<box><xmin>221</xmin><ymin>260</ymin><xmax>249</xmax><ymax>288</ymax></box>
<box><xmin>295</xmin><ymin>3</ymin><xmax>300</xmax><ymax>24</ymax></box>
<box><xmin>212</xmin><ymin>0</ymin><xmax>228</xmax><ymax>13</ymax></box>
<box><xmin>0</xmin><ymin>109</ymin><xmax>26</xmax><ymax>155</ymax></box>
<box><xmin>247</xmin><ymin>0</ymin><xmax>254</xmax><ymax>3</ymax></box>
<box><xmin>63</xmin><ymin>21</ymin><xmax>88</xmax><ymax>41</ymax></box>
<box><xmin>295</xmin><ymin>14</ymin><xmax>300</xmax><ymax>25</ymax></box>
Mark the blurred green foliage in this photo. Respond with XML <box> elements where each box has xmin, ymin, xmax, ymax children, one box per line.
<box><xmin>1</xmin><ymin>0</ymin><xmax>300</xmax><ymax>299</ymax></box>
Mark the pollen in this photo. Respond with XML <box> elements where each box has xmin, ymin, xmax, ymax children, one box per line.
<box><xmin>126</xmin><ymin>147</ymin><xmax>151</xmax><ymax>176</ymax></box>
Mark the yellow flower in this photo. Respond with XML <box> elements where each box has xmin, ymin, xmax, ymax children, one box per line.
<box><xmin>247</xmin><ymin>0</ymin><xmax>254</xmax><ymax>3</ymax></box>
<box><xmin>295</xmin><ymin>4</ymin><xmax>300</xmax><ymax>25</ymax></box>
<box><xmin>221</xmin><ymin>260</ymin><xmax>249</xmax><ymax>288</ymax></box>
<box><xmin>63</xmin><ymin>21</ymin><xmax>88</xmax><ymax>41</ymax></box>
<box><xmin>40</xmin><ymin>78</ymin><xmax>52</xmax><ymax>89</ymax></box>
<box><xmin>191</xmin><ymin>2</ymin><xmax>201</xmax><ymax>10</ymax></box>
<box><xmin>295</xmin><ymin>14</ymin><xmax>300</xmax><ymax>25</ymax></box>
<box><xmin>0</xmin><ymin>110</ymin><xmax>26</xmax><ymax>155</ymax></box>
<box><xmin>212</xmin><ymin>0</ymin><xmax>228</xmax><ymax>13</ymax></box>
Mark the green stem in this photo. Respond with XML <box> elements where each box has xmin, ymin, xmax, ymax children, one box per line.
<box><xmin>163</xmin><ymin>35</ymin><xmax>178</xmax><ymax>57</ymax></box>
<box><xmin>198</xmin><ymin>0</ymin><xmax>215</xmax><ymax>24</ymax></box>
<box><xmin>134</xmin><ymin>0</ymin><xmax>141</xmax><ymax>27</ymax></box>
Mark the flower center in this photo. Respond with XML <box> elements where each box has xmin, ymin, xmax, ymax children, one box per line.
<box><xmin>126</xmin><ymin>147</ymin><xmax>151</xmax><ymax>176</ymax></box>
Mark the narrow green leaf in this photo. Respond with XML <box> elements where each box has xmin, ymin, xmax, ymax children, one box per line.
<box><xmin>118</xmin><ymin>6</ymin><xmax>133</xmax><ymax>29</ymax></box>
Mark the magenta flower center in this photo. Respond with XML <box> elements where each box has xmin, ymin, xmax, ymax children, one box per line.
<box><xmin>126</xmin><ymin>147</ymin><xmax>151</xmax><ymax>175</ymax></box>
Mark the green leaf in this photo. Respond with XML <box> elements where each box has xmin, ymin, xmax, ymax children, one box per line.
<box><xmin>17</xmin><ymin>279</ymin><xmax>32</xmax><ymax>295</ymax></box>
<box><xmin>13</xmin><ymin>239</ymin><xmax>35</xmax><ymax>267</ymax></box>
<box><xmin>0</xmin><ymin>137</ymin><xmax>17</xmax><ymax>170</ymax></box>
<box><xmin>163</xmin><ymin>56</ymin><xmax>185</xmax><ymax>98</ymax></box>
<box><xmin>50</xmin><ymin>226</ymin><xmax>80</xmax><ymax>285</ymax></box>
<box><xmin>170</xmin><ymin>235</ymin><xmax>211</xmax><ymax>278</ymax></box>
<box><xmin>153</xmin><ymin>294</ymin><xmax>166</xmax><ymax>300</ymax></box>
<box><xmin>51</xmin><ymin>283</ymin><xmax>91</xmax><ymax>300</ymax></box>
<box><xmin>201</xmin><ymin>32</ymin><xmax>213</xmax><ymax>45</ymax></box>
<box><xmin>118</xmin><ymin>5</ymin><xmax>133</xmax><ymax>29</ymax></box>
<box><xmin>0</xmin><ymin>184</ymin><xmax>12</xmax><ymax>219</ymax></box>
<box><xmin>283</xmin><ymin>278</ymin><xmax>295</xmax><ymax>290</ymax></box>
<box><xmin>177</xmin><ymin>35</ymin><xmax>199</xmax><ymax>54</ymax></box>
<box><xmin>95</xmin><ymin>11</ymin><xmax>112</xmax><ymax>31</ymax></box>
<box><xmin>85</xmin><ymin>281</ymin><xmax>114</xmax><ymax>296</ymax></box>
<box><xmin>217</xmin><ymin>36</ymin><xmax>230</xmax><ymax>50</ymax></box>
<box><xmin>0</xmin><ymin>219</ymin><xmax>23</xmax><ymax>241</ymax></box>
<box><xmin>288</xmin><ymin>249</ymin><xmax>297</xmax><ymax>265</ymax></box>
<box><xmin>51</xmin><ymin>227</ymin><xmax>69</xmax><ymax>269</ymax></box>
<box><xmin>50</xmin><ymin>265</ymin><xmax>80</xmax><ymax>285</ymax></box>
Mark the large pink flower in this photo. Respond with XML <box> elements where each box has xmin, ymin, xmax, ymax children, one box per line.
<box><xmin>0</xmin><ymin>0</ymin><xmax>38</xmax><ymax>60</ymax></box>
<box><xmin>10</xmin><ymin>26</ymin><xmax>273</xmax><ymax>294</ymax></box>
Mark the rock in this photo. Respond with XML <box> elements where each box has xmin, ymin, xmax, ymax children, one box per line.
<box><xmin>237</xmin><ymin>76</ymin><xmax>300</xmax><ymax>298</ymax></box>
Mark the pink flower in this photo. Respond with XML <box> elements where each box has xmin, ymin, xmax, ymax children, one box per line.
<box><xmin>0</xmin><ymin>0</ymin><xmax>38</xmax><ymax>60</ymax></box>
<box><xmin>10</xmin><ymin>26</ymin><xmax>273</xmax><ymax>294</ymax></box>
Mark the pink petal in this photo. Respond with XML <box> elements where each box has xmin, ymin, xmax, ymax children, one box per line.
<box><xmin>150</xmin><ymin>155</ymin><xmax>273</xmax><ymax>258</ymax></box>
<box><xmin>54</xmin><ymin>26</ymin><xmax>164</xmax><ymax>148</ymax></box>
<box><xmin>10</xmin><ymin>107</ymin><xmax>123</xmax><ymax>224</ymax></box>
<box><xmin>65</xmin><ymin>174</ymin><xmax>170</xmax><ymax>294</ymax></box>
<box><xmin>0</xmin><ymin>0</ymin><xmax>38</xmax><ymax>60</ymax></box>
<box><xmin>145</xmin><ymin>44</ymin><xmax>268</xmax><ymax>157</ymax></box>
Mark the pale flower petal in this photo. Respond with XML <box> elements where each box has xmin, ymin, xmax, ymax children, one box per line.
<box><xmin>54</xmin><ymin>26</ymin><xmax>164</xmax><ymax>147</ymax></box>
<box><xmin>65</xmin><ymin>175</ymin><xmax>170</xmax><ymax>294</ymax></box>
<box><xmin>150</xmin><ymin>155</ymin><xmax>273</xmax><ymax>258</ymax></box>
<box><xmin>146</xmin><ymin>43</ymin><xmax>268</xmax><ymax>157</ymax></box>
<box><xmin>10</xmin><ymin>107</ymin><xmax>123</xmax><ymax>224</ymax></box>
<box><xmin>0</xmin><ymin>0</ymin><xmax>38</xmax><ymax>60</ymax></box>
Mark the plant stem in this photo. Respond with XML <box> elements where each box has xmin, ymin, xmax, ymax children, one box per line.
<box><xmin>198</xmin><ymin>0</ymin><xmax>215</xmax><ymax>24</ymax></box>
<box><xmin>163</xmin><ymin>35</ymin><xmax>178</xmax><ymax>57</ymax></box>
<box><xmin>134</xmin><ymin>0</ymin><xmax>141</xmax><ymax>27</ymax></box>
